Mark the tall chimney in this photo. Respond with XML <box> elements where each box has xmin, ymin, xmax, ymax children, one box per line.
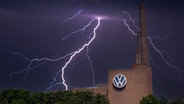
<box><xmin>135</xmin><ymin>32</ymin><xmax>141</xmax><ymax>64</ymax></box>
<box><xmin>140</xmin><ymin>4</ymin><xmax>149</xmax><ymax>66</ymax></box>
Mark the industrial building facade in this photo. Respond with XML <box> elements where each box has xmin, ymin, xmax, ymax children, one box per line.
<box><xmin>74</xmin><ymin>5</ymin><xmax>153</xmax><ymax>104</ymax></box>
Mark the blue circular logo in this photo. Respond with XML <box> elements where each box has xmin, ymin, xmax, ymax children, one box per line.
<box><xmin>113</xmin><ymin>74</ymin><xmax>127</xmax><ymax>88</ymax></box>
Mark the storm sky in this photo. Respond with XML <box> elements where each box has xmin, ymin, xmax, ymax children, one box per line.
<box><xmin>0</xmin><ymin>0</ymin><xmax>184</xmax><ymax>98</ymax></box>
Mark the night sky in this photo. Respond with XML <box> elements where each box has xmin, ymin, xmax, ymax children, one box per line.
<box><xmin>0</xmin><ymin>0</ymin><xmax>184</xmax><ymax>99</ymax></box>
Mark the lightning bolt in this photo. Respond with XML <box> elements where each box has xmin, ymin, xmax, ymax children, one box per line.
<box><xmin>147</xmin><ymin>37</ymin><xmax>184</xmax><ymax>72</ymax></box>
<box><xmin>9</xmin><ymin>51</ymin><xmax>74</xmax><ymax>79</ymax></box>
<box><xmin>62</xmin><ymin>18</ymin><xmax>95</xmax><ymax>41</ymax></box>
<box><xmin>122</xmin><ymin>11</ymin><xmax>138</xmax><ymax>36</ymax></box>
<box><xmin>123</xmin><ymin>11</ymin><xmax>139</xmax><ymax>29</ymax></box>
<box><xmin>122</xmin><ymin>19</ymin><xmax>138</xmax><ymax>36</ymax></box>
<box><xmin>86</xmin><ymin>46</ymin><xmax>95</xmax><ymax>87</ymax></box>
<box><xmin>47</xmin><ymin>17</ymin><xmax>101</xmax><ymax>91</ymax></box>
<box><xmin>10</xmin><ymin>8</ymin><xmax>101</xmax><ymax>91</ymax></box>
<box><xmin>61</xmin><ymin>14</ymin><xmax>96</xmax><ymax>88</ymax></box>
<box><xmin>10</xmin><ymin>10</ymin><xmax>83</xmax><ymax>80</ymax></box>
<box><xmin>149</xmin><ymin>35</ymin><xmax>171</xmax><ymax>40</ymax></box>
<box><xmin>62</xmin><ymin>9</ymin><xmax>82</xmax><ymax>26</ymax></box>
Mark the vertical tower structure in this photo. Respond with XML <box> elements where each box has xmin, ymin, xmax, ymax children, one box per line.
<box><xmin>139</xmin><ymin>4</ymin><xmax>149</xmax><ymax>66</ymax></box>
<box><xmin>136</xmin><ymin>32</ymin><xmax>141</xmax><ymax>64</ymax></box>
<box><xmin>108</xmin><ymin>5</ymin><xmax>152</xmax><ymax>104</ymax></box>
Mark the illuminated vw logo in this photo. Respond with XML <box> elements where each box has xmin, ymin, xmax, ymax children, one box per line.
<box><xmin>113</xmin><ymin>74</ymin><xmax>127</xmax><ymax>88</ymax></box>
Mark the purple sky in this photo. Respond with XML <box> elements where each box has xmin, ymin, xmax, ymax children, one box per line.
<box><xmin>0</xmin><ymin>0</ymin><xmax>184</xmax><ymax>98</ymax></box>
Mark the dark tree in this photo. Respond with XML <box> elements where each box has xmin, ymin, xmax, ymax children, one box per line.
<box><xmin>94</xmin><ymin>93</ymin><xmax>109</xmax><ymax>104</ymax></box>
<box><xmin>140</xmin><ymin>94</ymin><xmax>159</xmax><ymax>104</ymax></box>
<box><xmin>0</xmin><ymin>89</ymin><xmax>109</xmax><ymax>104</ymax></box>
<box><xmin>0</xmin><ymin>89</ymin><xmax>29</xmax><ymax>104</ymax></box>
<box><xmin>28</xmin><ymin>92</ymin><xmax>45</xmax><ymax>104</ymax></box>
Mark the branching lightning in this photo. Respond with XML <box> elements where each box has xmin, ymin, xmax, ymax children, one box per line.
<box><xmin>123</xmin><ymin>11</ymin><xmax>139</xmax><ymax>29</ymax></box>
<box><xmin>10</xmin><ymin>13</ymin><xmax>101</xmax><ymax>91</ymax></box>
<box><xmin>9</xmin><ymin>51</ymin><xmax>74</xmax><ymax>79</ymax></box>
<box><xmin>86</xmin><ymin>46</ymin><xmax>95</xmax><ymax>87</ymax></box>
<box><xmin>122</xmin><ymin>11</ymin><xmax>139</xmax><ymax>36</ymax></box>
<box><xmin>149</xmin><ymin>35</ymin><xmax>171</xmax><ymax>40</ymax></box>
<box><xmin>62</xmin><ymin>9</ymin><xmax>82</xmax><ymax>26</ymax></box>
<box><xmin>62</xmin><ymin>18</ymin><xmax>95</xmax><ymax>41</ymax></box>
<box><xmin>122</xmin><ymin>19</ymin><xmax>138</xmax><ymax>36</ymax></box>
<box><xmin>147</xmin><ymin>37</ymin><xmax>184</xmax><ymax>72</ymax></box>
<box><xmin>48</xmin><ymin>17</ymin><xmax>101</xmax><ymax>91</ymax></box>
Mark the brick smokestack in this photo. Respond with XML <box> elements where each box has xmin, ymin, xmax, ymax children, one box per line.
<box><xmin>135</xmin><ymin>32</ymin><xmax>141</xmax><ymax>64</ymax></box>
<box><xmin>140</xmin><ymin>4</ymin><xmax>149</xmax><ymax>66</ymax></box>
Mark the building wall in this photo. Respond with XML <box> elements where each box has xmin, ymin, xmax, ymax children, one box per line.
<box><xmin>108</xmin><ymin>64</ymin><xmax>152</xmax><ymax>104</ymax></box>
<box><xmin>73</xmin><ymin>85</ymin><xmax>108</xmax><ymax>97</ymax></box>
<box><xmin>72</xmin><ymin>64</ymin><xmax>152</xmax><ymax>104</ymax></box>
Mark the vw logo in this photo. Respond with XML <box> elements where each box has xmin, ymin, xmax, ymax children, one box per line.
<box><xmin>113</xmin><ymin>74</ymin><xmax>127</xmax><ymax>88</ymax></box>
